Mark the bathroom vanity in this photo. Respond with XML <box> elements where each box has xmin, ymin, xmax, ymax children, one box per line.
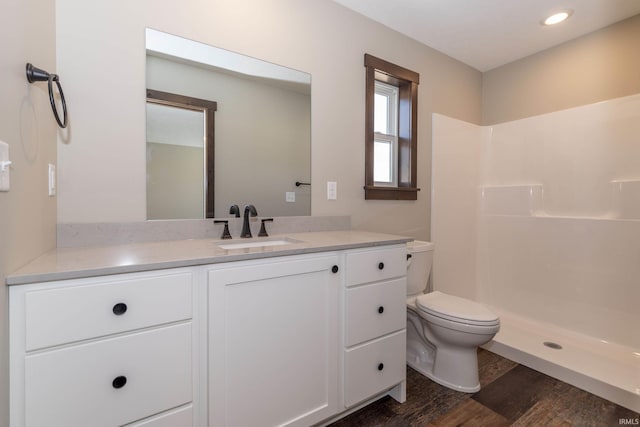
<box><xmin>7</xmin><ymin>231</ymin><xmax>410</xmax><ymax>427</ymax></box>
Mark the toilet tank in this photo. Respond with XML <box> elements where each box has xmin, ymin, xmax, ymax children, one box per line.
<box><xmin>406</xmin><ymin>241</ymin><xmax>434</xmax><ymax>296</ymax></box>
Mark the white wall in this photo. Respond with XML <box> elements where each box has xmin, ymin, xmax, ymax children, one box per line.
<box><xmin>432</xmin><ymin>94</ymin><xmax>640</xmax><ymax>348</ymax></box>
<box><xmin>147</xmin><ymin>143</ymin><xmax>204</xmax><ymax>219</ymax></box>
<box><xmin>55</xmin><ymin>0</ymin><xmax>482</xmax><ymax>241</ymax></box>
<box><xmin>0</xmin><ymin>0</ymin><xmax>58</xmax><ymax>422</ymax></box>
<box><xmin>483</xmin><ymin>14</ymin><xmax>640</xmax><ymax>125</ymax></box>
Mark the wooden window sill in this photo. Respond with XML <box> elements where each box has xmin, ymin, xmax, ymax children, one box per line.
<box><xmin>364</xmin><ymin>186</ymin><xmax>420</xmax><ymax>200</ymax></box>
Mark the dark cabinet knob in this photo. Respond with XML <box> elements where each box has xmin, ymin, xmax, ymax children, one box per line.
<box><xmin>332</xmin><ymin>265</ymin><xmax>339</xmax><ymax>273</ymax></box>
<box><xmin>378</xmin><ymin>262</ymin><xmax>384</xmax><ymax>270</ymax></box>
<box><xmin>378</xmin><ymin>306</ymin><xmax>384</xmax><ymax>314</ymax></box>
<box><xmin>112</xmin><ymin>302</ymin><xmax>127</xmax><ymax>316</ymax></box>
<box><xmin>112</xmin><ymin>375</ymin><xmax>127</xmax><ymax>389</ymax></box>
<box><xmin>378</xmin><ymin>363</ymin><xmax>384</xmax><ymax>371</ymax></box>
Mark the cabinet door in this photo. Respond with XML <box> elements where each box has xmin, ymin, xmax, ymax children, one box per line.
<box><xmin>208</xmin><ymin>255</ymin><xmax>340</xmax><ymax>427</ymax></box>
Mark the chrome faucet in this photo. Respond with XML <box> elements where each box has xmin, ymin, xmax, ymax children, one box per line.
<box><xmin>241</xmin><ymin>204</ymin><xmax>258</xmax><ymax>238</ymax></box>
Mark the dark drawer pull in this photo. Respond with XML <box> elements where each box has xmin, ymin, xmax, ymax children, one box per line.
<box><xmin>332</xmin><ymin>265</ymin><xmax>339</xmax><ymax>274</ymax></box>
<box><xmin>112</xmin><ymin>302</ymin><xmax>128</xmax><ymax>316</ymax></box>
<box><xmin>112</xmin><ymin>375</ymin><xmax>127</xmax><ymax>389</ymax></box>
<box><xmin>378</xmin><ymin>262</ymin><xmax>384</xmax><ymax>270</ymax></box>
<box><xmin>378</xmin><ymin>306</ymin><xmax>384</xmax><ymax>314</ymax></box>
<box><xmin>378</xmin><ymin>363</ymin><xmax>384</xmax><ymax>371</ymax></box>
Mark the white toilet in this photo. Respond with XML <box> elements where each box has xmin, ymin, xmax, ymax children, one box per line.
<box><xmin>406</xmin><ymin>240</ymin><xmax>500</xmax><ymax>392</ymax></box>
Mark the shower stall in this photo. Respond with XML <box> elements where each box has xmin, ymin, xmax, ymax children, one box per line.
<box><xmin>431</xmin><ymin>94</ymin><xmax>640</xmax><ymax>412</ymax></box>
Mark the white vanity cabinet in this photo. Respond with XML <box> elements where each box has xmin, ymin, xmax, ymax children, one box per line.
<box><xmin>9</xmin><ymin>270</ymin><xmax>197</xmax><ymax>427</ymax></box>
<box><xmin>207</xmin><ymin>253</ymin><xmax>342</xmax><ymax>427</ymax></box>
<box><xmin>9</xmin><ymin>234</ymin><xmax>410</xmax><ymax>427</ymax></box>
<box><xmin>343</xmin><ymin>245</ymin><xmax>407</xmax><ymax>408</ymax></box>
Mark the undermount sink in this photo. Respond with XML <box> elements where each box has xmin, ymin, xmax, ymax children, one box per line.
<box><xmin>217</xmin><ymin>238</ymin><xmax>301</xmax><ymax>251</ymax></box>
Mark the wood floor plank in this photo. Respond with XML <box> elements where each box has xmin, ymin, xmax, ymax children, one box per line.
<box><xmin>510</xmin><ymin>399</ymin><xmax>573</xmax><ymax>427</ymax></box>
<box><xmin>471</xmin><ymin>364</ymin><xmax>557</xmax><ymax>422</ymax></box>
<box><xmin>427</xmin><ymin>399</ymin><xmax>510</xmax><ymax>427</ymax></box>
<box><xmin>477</xmin><ymin>348</ymin><xmax>518</xmax><ymax>387</ymax></box>
<box><xmin>512</xmin><ymin>379</ymin><xmax>640</xmax><ymax>427</ymax></box>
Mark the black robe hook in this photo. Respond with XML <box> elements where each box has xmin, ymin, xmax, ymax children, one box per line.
<box><xmin>26</xmin><ymin>63</ymin><xmax>68</xmax><ymax>128</ymax></box>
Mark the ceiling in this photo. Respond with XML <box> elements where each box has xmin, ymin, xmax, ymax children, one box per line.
<box><xmin>331</xmin><ymin>0</ymin><xmax>640</xmax><ymax>71</ymax></box>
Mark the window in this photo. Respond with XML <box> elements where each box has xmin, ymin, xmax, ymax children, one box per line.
<box><xmin>364</xmin><ymin>54</ymin><xmax>420</xmax><ymax>200</ymax></box>
<box><xmin>374</xmin><ymin>81</ymin><xmax>398</xmax><ymax>186</ymax></box>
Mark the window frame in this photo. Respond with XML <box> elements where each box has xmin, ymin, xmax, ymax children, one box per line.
<box><xmin>364</xmin><ymin>54</ymin><xmax>420</xmax><ymax>200</ymax></box>
<box><xmin>373</xmin><ymin>81</ymin><xmax>399</xmax><ymax>186</ymax></box>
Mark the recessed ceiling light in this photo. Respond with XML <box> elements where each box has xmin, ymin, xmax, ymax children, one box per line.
<box><xmin>543</xmin><ymin>10</ymin><xmax>573</xmax><ymax>26</ymax></box>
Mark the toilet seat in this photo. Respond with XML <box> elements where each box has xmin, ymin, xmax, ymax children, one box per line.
<box><xmin>416</xmin><ymin>291</ymin><xmax>499</xmax><ymax>327</ymax></box>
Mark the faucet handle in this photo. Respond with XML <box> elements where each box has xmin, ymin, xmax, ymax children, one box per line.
<box><xmin>214</xmin><ymin>220</ymin><xmax>232</xmax><ymax>239</ymax></box>
<box><xmin>229</xmin><ymin>205</ymin><xmax>240</xmax><ymax>218</ymax></box>
<box><xmin>258</xmin><ymin>218</ymin><xmax>274</xmax><ymax>237</ymax></box>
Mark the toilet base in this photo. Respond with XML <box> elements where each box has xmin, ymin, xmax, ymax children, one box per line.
<box><xmin>406</xmin><ymin>311</ymin><xmax>483</xmax><ymax>393</ymax></box>
<box><xmin>407</xmin><ymin>346</ymin><xmax>481</xmax><ymax>393</ymax></box>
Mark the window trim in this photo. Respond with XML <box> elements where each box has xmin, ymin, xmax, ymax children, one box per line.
<box><xmin>364</xmin><ymin>54</ymin><xmax>420</xmax><ymax>200</ymax></box>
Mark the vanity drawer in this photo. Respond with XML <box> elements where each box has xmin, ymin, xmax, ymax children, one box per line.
<box><xmin>25</xmin><ymin>272</ymin><xmax>192</xmax><ymax>351</ymax></box>
<box><xmin>24</xmin><ymin>323</ymin><xmax>192</xmax><ymax>427</ymax></box>
<box><xmin>124</xmin><ymin>405</ymin><xmax>193</xmax><ymax>427</ymax></box>
<box><xmin>344</xmin><ymin>278</ymin><xmax>406</xmax><ymax>346</ymax></box>
<box><xmin>345</xmin><ymin>246</ymin><xmax>407</xmax><ymax>287</ymax></box>
<box><xmin>344</xmin><ymin>330</ymin><xmax>406</xmax><ymax>407</ymax></box>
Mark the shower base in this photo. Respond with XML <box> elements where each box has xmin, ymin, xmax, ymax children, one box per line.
<box><xmin>483</xmin><ymin>309</ymin><xmax>640</xmax><ymax>412</ymax></box>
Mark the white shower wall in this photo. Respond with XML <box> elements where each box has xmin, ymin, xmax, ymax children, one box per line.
<box><xmin>431</xmin><ymin>116</ymin><xmax>490</xmax><ymax>300</ymax></box>
<box><xmin>432</xmin><ymin>94</ymin><xmax>640</xmax><ymax>349</ymax></box>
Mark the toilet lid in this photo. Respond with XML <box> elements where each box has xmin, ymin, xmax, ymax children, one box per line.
<box><xmin>416</xmin><ymin>291</ymin><xmax>499</xmax><ymax>325</ymax></box>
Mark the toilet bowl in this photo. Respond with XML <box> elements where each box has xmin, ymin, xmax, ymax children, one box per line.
<box><xmin>406</xmin><ymin>241</ymin><xmax>499</xmax><ymax>392</ymax></box>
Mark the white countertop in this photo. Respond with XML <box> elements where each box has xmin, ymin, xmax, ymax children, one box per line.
<box><xmin>7</xmin><ymin>231</ymin><xmax>412</xmax><ymax>285</ymax></box>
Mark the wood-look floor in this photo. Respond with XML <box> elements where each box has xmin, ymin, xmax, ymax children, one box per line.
<box><xmin>329</xmin><ymin>349</ymin><xmax>639</xmax><ymax>426</ymax></box>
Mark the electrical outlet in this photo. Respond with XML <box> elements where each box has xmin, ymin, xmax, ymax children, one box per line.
<box><xmin>286</xmin><ymin>191</ymin><xmax>295</xmax><ymax>202</ymax></box>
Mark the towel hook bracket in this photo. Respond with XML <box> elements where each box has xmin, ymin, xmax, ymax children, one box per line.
<box><xmin>25</xmin><ymin>63</ymin><xmax>68</xmax><ymax>129</ymax></box>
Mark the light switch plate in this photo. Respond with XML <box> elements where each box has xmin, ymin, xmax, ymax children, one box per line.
<box><xmin>48</xmin><ymin>164</ymin><xmax>56</xmax><ymax>196</ymax></box>
<box><xmin>327</xmin><ymin>181</ymin><xmax>337</xmax><ymax>200</ymax></box>
<box><xmin>285</xmin><ymin>191</ymin><xmax>295</xmax><ymax>202</ymax></box>
<box><xmin>0</xmin><ymin>141</ymin><xmax>10</xmax><ymax>192</ymax></box>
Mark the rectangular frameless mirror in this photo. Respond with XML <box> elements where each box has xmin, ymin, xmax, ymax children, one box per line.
<box><xmin>145</xmin><ymin>28</ymin><xmax>311</xmax><ymax>219</ymax></box>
